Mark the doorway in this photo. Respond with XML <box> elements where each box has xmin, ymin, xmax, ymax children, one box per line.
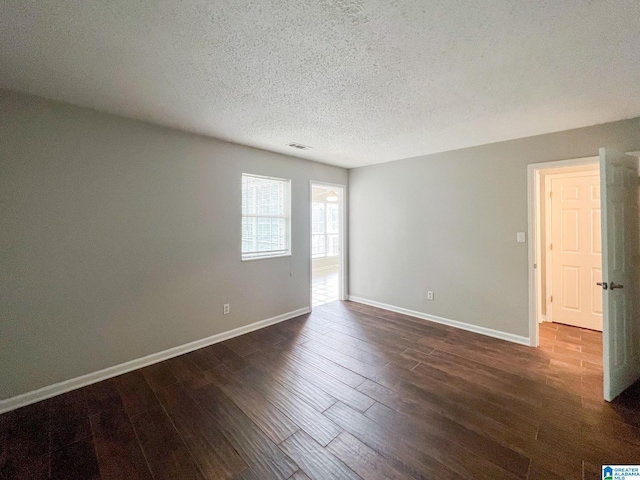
<box><xmin>543</xmin><ymin>164</ymin><xmax>602</xmax><ymax>331</ymax></box>
<box><xmin>310</xmin><ymin>182</ymin><xmax>346</xmax><ymax>307</ymax></box>
<box><xmin>528</xmin><ymin>157</ymin><xmax>604</xmax><ymax>402</ymax></box>
<box><xmin>528</xmin><ymin>149</ymin><xmax>640</xmax><ymax>401</ymax></box>
<box><xmin>528</xmin><ymin>157</ymin><xmax>600</xmax><ymax>345</ymax></box>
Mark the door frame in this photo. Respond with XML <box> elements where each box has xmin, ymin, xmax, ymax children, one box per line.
<box><xmin>527</xmin><ymin>156</ymin><xmax>598</xmax><ymax>347</ymax></box>
<box><xmin>309</xmin><ymin>181</ymin><xmax>348</xmax><ymax>308</ymax></box>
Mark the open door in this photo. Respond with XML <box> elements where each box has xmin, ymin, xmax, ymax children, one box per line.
<box><xmin>600</xmin><ymin>147</ymin><xmax>640</xmax><ymax>401</ymax></box>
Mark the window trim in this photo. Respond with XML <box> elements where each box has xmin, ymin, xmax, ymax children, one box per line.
<box><xmin>241</xmin><ymin>173</ymin><xmax>291</xmax><ymax>261</ymax></box>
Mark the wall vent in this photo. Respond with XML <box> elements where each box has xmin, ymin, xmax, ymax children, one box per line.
<box><xmin>287</xmin><ymin>142</ymin><xmax>313</xmax><ymax>150</ymax></box>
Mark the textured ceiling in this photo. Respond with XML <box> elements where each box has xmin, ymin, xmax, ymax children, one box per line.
<box><xmin>1</xmin><ymin>1</ymin><xmax>639</xmax><ymax>168</ymax></box>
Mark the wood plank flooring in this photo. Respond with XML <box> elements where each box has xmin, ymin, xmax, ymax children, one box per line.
<box><xmin>1</xmin><ymin>301</ymin><xmax>639</xmax><ymax>480</ymax></box>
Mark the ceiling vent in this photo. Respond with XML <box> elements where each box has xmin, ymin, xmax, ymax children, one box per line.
<box><xmin>287</xmin><ymin>142</ymin><xmax>313</xmax><ymax>150</ymax></box>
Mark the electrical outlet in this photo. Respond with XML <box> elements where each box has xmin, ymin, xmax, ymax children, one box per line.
<box><xmin>223</xmin><ymin>304</ymin><xmax>230</xmax><ymax>315</ymax></box>
<box><xmin>427</xmin><ymin>291</ymin><xmax>434</xmax><ymax>301</ymax></box>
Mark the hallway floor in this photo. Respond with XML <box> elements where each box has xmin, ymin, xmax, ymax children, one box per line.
<box><xmin>540</xmin><ymin>322</ymin><xmax>603</xmax><ymax>400</ymax></box>
<box><xmin>538</xmin><ymin>321</ymin><xmax>603</xmax><ymax>400</ymax></box>
<box><xmin>311</xmin><ymin>267</ymin><xmax>339</xmax><ymax>307</ymax></box>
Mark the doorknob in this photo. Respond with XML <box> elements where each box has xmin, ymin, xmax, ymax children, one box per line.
<box><xmin>597</xmin><ymin>282</ymin><xmax>608</xmax><ymax>290</ymax></box>
<box><xmin>610</xmin><ymin>282</ymin><xmax>624</xmax><ymax>290</ymax></box>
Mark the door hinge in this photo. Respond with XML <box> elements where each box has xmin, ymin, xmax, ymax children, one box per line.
<box><xmin>550</xmin><ymin>243</ymin><xmax>553</xmax><ymax>251</ymax></box>
<box><xmin>549</xmin><ymin>191</ymin><xmax>552</xmax><ymax>198</ymax></box>
<box><xmin>550</xmin><ymin>296</ymin><xmax>553</xmax><ymax>302</ymax></box>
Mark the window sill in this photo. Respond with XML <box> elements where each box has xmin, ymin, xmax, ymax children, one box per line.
<box><xmin>242</xmin><ymin>252</ymin><xmax>292</xmax><ymax>262</ymax></box>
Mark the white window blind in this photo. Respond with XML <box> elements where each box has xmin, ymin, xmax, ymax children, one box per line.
<box><xmin>242</xmin><ymin>174</ymin><xmax>291</xmax><ymax>260</ymax></box>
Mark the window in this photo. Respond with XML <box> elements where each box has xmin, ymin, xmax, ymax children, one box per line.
<box><xmin>312</xmin><ymin>200</ymin><xmax>339</xmax><ymax>258</ymax></box>
<box><xmin>242</xmin><ymin>174</ymin><xmax>291</xmax><ymax>260</ymax></box>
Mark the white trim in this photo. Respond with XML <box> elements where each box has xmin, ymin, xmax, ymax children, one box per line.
<box><xmin>339</xmin><ymin>185</ymin><xmax>347</xmax><ymax>301</ymax></box>
<box><xmin>241</xmin><ymin>252</ymin><xmax>291</xmax><ymax>262</ymax></box>
<box><xmin>348</xmin><ymin>296</ymin><xmax>530</xmax><ymax>346</ymax></box>
<box><xmin>312</xmin><ymin>264</ymin><xmax>340</xmax><ymax>273</ymax></box>
<box><xmin>530</xmin><ymin>157</ymin><xmax>599</xmax><ymax>170</ymax></box>
<box><xmin>312</xmin><ymin>255</ymin><xmax>340</xmax><ymax>261</ymax></box>
<box><xmin>0</xmin><ymin>307</ymin><xmax>310</xmax><ymax>414</ymax></box>
<box><xmin>536</xmin><ymin>169</ymin><xmax>544</xmax><ymax>324</ymax></box>
<box><xmin>539</xmin><ymin>315</ymin><xmax>547</xmax><ymax>323</ymax></box>
<box><xmin>528</xmin><ymin>163</ymin><xmax>538</xmax><ymax>346</ymax></box>
<box><xmin>527</xmin><ymin>156</ymin><xmax>599</xmax><ymax>348</ymax></box>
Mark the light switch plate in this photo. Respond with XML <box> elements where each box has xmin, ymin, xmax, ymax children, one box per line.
<box><xmin>517</xmin><ymin>232</ymin><xmax>526</xmax><ymax>243</ymax></box>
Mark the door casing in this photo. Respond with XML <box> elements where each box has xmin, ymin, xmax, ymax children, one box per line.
<box><xmin>527</xmin><ymin>156</ymin><xmax>599</xmax><ymax>347</ymax></box>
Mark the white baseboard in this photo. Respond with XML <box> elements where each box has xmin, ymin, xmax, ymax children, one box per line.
<box><xmin>348</xmin><ymin>296</ymin><xmax>530</xmax><ymax>346</ymax></box>
<box><xmin>312</xmin><ymin>265</ymin><xmax>339</xmax><ymax>274</ymax></box>
<box><xmin>0</xmin><ymin>307</ymin><xmax>310</xmax><ymax>414</ymax></box>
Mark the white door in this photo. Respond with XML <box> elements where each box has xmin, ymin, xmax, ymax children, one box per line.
<box><xmin>600</xmin><ymin>147</ymin><xmax>640</xmax><ymax>401</ymax></box>
<box><xmin>549</xmin><ymin>172</ymin><xmax>603</xmax><ymax>330</ymax></box>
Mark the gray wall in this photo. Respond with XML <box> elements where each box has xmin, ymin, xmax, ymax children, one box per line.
<box><xmin>349</xmin><ymin>118</ymin><xmax>640</xmax><ymax>338</ymax></box>
<box><xmin>0</xmin><ymin>90</ymin><xmax>347</xmax><ymax>401</ymax></box>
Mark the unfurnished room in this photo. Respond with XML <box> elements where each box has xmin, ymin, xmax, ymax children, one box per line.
<box><xmin>1</xmin><ymin>1</ymin><xmax>640</xmax><ymax>479</ymax></box>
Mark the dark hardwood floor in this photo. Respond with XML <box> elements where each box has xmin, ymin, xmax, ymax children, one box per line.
<box><xmin>2</xmin><ymin>301</ymin><xmax>639</xmax><ymax>479</ymax></box>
